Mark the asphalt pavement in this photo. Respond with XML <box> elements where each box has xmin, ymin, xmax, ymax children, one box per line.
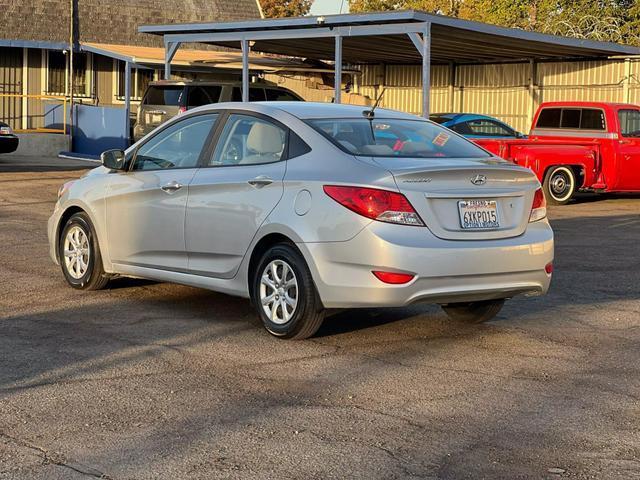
<box><xmin>1</xmin><ymin>155</ymin><xmax>639</xmax><ymax>479</ymax></box>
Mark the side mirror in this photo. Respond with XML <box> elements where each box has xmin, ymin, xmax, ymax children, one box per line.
<box><xmin>101</xmin><ymin>149</ymin><xmax>126</xmax><ymax>170</ymax></box>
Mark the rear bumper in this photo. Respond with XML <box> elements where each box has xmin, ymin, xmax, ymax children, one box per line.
<box><xmin>298</xmin><ymin>220</ymin><xmax>554</xmax><ymax>309</ymax></box>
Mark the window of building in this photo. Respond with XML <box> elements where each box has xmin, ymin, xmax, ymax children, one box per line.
<box><xmin>47</xmin><ymin>51</ymin><xmax>67</xmax><ymax>95</ymax></box>
<box><xmin>116</xmin><ymin>60</ymin><xmax>155</xmax><ymax>100</ymax></box>
<box><xmin>46</xmin><ymin>51</ymin><xmax>91</xmax><ymax>97</ymax></box>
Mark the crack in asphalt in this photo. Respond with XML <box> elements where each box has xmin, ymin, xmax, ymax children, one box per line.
<box><xmin>0</xmin><ymin>432</ymin><xmax>113</xmax><ymax>479</ymax></box>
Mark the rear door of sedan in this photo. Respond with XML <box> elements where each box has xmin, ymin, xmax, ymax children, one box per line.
<box><xmin>184</xmin><ymin>111</ymin><xmax>290</xmax><ymax>278</ymax></box>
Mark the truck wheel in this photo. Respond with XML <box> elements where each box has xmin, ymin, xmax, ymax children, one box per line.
<box><xmin>252</xmin><ymin>244</ymin><xmax>325</xmax><ymax>340</ymax></box>
<box><xmin>543</xmin><ymin>166</ymin><xmax>576</xmax><ymax>205</ymax></box>
<box><xmin>441</xmin><ymin>299</ymin><xmax>505</xmax><ymax>324</ymax></box>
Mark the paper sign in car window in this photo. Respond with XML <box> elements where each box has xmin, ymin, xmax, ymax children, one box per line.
<box><xmin>432</xmin><ymin>132</ymin><xmax>450</xmax><ymax>147</ymax></box>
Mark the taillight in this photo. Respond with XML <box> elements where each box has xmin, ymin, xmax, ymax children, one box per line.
<box><xmin>323</xmin><ymin>185</ymin><xmax>424</xmax><ymax>226</ymax></box>
<box><xmin>372</xmin><ymin>270</ymin><xmax>416</xmax><ymax>284</ymax></box>
<box><xmin>529</xmin><ymin>187</ymin><xmax>547</xmax><ymax>222</ymax></box>
<box><xmin>178</xmin><ymin>106</ymin><xmax>187</xmax><ymax>114</ymax></box>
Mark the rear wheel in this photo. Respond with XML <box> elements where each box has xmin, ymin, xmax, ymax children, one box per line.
<box><xmin>58</xmin><ymin>212</ymin><xmax>110</xmax><ymax>290</ymax></box>
<box><xmin>441</xmin><ymin>299</ymin><xmax>505</xmax><ymax>324</ymax></box>
<box><xmin>252</xmin><ymin>244</ymin><xmax>324</xmax><ymax>340</ymax></box>
<box><xmin>543</xmin><ymin>166</ymin><xmax>576</xmax><ymax>205</ymax></box>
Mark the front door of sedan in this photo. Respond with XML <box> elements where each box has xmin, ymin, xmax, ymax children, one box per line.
<box><xmin>105</xmin><ymin>113</ymin><xmax>219</xmax><ymax>271</ymax></box>
<box><xmin>185</xmin><ymin>113</ymin><xmax>288</xmax><ymax>278</ymax></box>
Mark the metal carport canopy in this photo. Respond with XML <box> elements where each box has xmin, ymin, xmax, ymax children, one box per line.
<box><xmin>139</xmin><ymin>10</ymin><xmax>640</xmax><ymax>115</ymax></box>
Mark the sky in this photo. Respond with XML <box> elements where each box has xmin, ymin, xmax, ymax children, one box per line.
<box><xmin>310</xmin><ymin>0</ymin><xmax>349</xmax><ymax>15</ymax></box>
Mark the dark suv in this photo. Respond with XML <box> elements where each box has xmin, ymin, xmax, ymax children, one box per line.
<box><xmin>133</xmin><ymin>80</ymin><xmax>303</xmax><ymax>142</ymax></box>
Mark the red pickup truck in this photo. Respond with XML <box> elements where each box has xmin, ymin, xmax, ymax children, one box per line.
<box><xmin>474</xmin><ymin>102</ymin><xmax>640</xmax><ymax>204</ymax></box>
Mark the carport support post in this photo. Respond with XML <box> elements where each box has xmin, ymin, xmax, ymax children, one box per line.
<box><xmin>334</xmin><ymin>35</ymin><xmax>342</xmax><ymax>103</ymax></box>
<box><xmin>124</xmin><ymin>61</ymin><xmax>132</xmax><ymax>145</ymax></box>
<box><xmin>241</xmin><ymin>39</ymin><xmax>250</xmax><ymax>102</ymax></box>
<box><xmin>421</xmin><ymin>23</ymin><xmax>431</xmax><ymax>118</ymax></box>
<box><xmin>164</xmin><ymin>41</ymin><xmax>181</xmax><ymax>80</ymax></box>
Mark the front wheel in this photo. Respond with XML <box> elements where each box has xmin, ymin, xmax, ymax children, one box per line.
<box><xmin>441</xmin><ymin>299</ymin><xmax>505</xmax><ymax>324</ymax></box>
<box><xmin>58</xmin><ymin>212</ymin><xmax>110</xmax><ymax>290</ymax></box>
<box><xmin>543</xmin><ymin>166</ymin><xmax>576</xmax><ymax>205</ymax></box>
<box><xmin>252</xmin><ymin>244</ymin><xmax>324</xmax><ymax>340</ymax></box>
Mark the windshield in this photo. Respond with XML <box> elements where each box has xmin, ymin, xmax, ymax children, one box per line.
<box><xmin>618</xmin><ymin>109</ymin><xmax>640</xmax><ymax>137</ymax></box>
<box><xmin>307</xmin><ymin>118</ymin><xmax>488</xmax><ymax>159</ymax></box>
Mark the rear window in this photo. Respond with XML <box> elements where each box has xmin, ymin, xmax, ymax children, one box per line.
<box><xmin>307</xmin><ymin>118</ymin><xmax>488</xmax><ymax>159</ymax></box>
<box><xmin>536</xmin><ymin>107</ymin><xmax>605</xmax><ymax>130</ymax></box>
<box><xmin>144</xmin><ymin>86</ymin><xmax>184</xmax><ymax>106</ymax></box>
<box><xmin>428</xmin><ymin>115</ymin><xmax>452</xmax><ymax>125</ymax></box>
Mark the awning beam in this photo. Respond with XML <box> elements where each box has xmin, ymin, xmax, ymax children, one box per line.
<box><xmin>162</xmin><ymin>22</ymin><xmax>430</xmax><ymax>45</ymax></box>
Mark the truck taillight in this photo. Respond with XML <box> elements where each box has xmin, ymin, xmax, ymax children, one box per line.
<box><xmin>529</xmin><ymin>187</ymin><xmax>547</xmax><ymax>222</ymax></box>
<box><xmin>323</xmin><ymin>185</ymin><xmax>424</xmax><ymax>226</ymax></box>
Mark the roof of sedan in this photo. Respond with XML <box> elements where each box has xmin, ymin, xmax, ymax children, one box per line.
<box><xmin>264</xmin><ymin>102</ymin><xmax>421</xmax><ymax>120</ymax></box>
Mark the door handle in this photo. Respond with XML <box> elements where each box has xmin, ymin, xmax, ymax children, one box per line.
<box><xmin>161</xmin><ymin>181</ymin><xmax>183</xmax><ymax>193</ymax></box>
<box><xmin>247</xmin><ymin>176</ymin><xmax>274</xmax><ymax>188</ymax></box>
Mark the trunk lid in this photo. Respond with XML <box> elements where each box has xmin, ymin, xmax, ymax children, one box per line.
<box><xmin>367</xmin><ymin>157</ymin><xmax>539</xmax><ymax>240</ymax></box>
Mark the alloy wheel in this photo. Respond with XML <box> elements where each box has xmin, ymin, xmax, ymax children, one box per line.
<box><xmin>63</xmin><ymin>225</ymin><xmax>90</xmax><ymax>279</ymax></box>
<box><xmin>259</xmin><ymin>259</ymin><xmax>298</xmax><ymax>325</ymax></box>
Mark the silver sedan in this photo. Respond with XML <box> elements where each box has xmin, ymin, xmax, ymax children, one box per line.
<box><xmin>48</xmin><ymin>102</ymin><xmax>554</xmax><ymax>339</ymax></box>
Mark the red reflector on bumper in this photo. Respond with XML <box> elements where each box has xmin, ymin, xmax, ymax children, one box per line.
<box><xmin>545</xmin><ymin>262</ymin><xmax>554</xmax><ymax>274</ymax></box>
<box><xmin>372</xmin><ymin>271</ymin><xmax>415</xmax><ymax>285</ymax></box>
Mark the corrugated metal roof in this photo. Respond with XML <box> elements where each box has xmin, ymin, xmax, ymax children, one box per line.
<box><xmin>139</xmin><ymin>10</ymin><xmax>640</xmax><ymax>65</ymax></box>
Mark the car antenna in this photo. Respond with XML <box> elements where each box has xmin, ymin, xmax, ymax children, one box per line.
<box><xmin>362</xmin><ymin>88</ymin><xmax>385</xmax><ymax>119</ymax></box>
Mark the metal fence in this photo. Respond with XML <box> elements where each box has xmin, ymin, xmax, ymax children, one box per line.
<box><xmin>0</xmin><ymin>93</ymin><xmax>69</xmax><ymax>133</ymax></box>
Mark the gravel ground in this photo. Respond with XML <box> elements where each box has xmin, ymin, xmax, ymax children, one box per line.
<box><xmin>1</xmin><ymin>156</ymin><xmax>639</xmax><ymax>479</ymax></box>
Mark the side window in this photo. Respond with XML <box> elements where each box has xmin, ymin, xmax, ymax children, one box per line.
<box><xmin>209</xmin><ymin>114</ymin><xmax>287</xmax><ymax>166</ymax></box>
<box><xmin>231</xmin><ymin>87</ymin><xmax>267</xmax><ymax>102</ymax></box>
<box><xmin>465</xmin><ymin>119</ymin><xmax>514</xmax><ymax>137</ymax></box>
<box><xmin>618</xmin><ymin>109</ymin><xmax>640</xmax><ymax>137</ymax></box>
<box><xmin>132</xmin><ymin>114</ymin><xmax>218</xmax><ymax>171</ymax></box>
<box><xmin>449</xmin><ymin>122</ymin><xmax>473</xmax><ymax>135</ymax></box>
<box><xmin>187</xmin><ymin>86</ymin><xmax>222</xmax><ymax>108</ymax></box>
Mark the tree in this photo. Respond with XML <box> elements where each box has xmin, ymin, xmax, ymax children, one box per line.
<box><xmin>348</xmin><ymin>0</ymin><xmax>640</xmax><ymax>45</ymax></box>
<box><xmin>260</xmin><ymin>0</ymin><xmax>314</xmax><ymax>17</ymax></box>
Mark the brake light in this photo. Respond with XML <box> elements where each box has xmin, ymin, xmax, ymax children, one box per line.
<box><xmin>323</xmin><ymin>185</ymin><xmax>424</xmax><ymax>226</ymax></box>
<box><xmin>372</xmin><ymin>271</ymin><xmax>416</xmax><ymax>284</ymax></box>
<box><xmin>529</xmin><ymin>187</ymin><xmax>547</xmax><ymax>222</ymax></box>
<box><xmin>178</xmin><ymin>106</ymin><xmax>187</xmax><ymax>114</ymax></box>
<box><xmin>545</xmin><ymin>262</ymin><xmax>553</xmax><ymax>275</ymax></box>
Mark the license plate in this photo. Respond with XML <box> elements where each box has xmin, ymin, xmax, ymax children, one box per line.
<box><xmin>458</xmin><ymin>200</ymin><xmax>499</xmax><ymax>230</ymax></box>
<box><xmin>146</xmin><ymin>114</ymin><xmax>163</xmax><ymax>125</ymax></box>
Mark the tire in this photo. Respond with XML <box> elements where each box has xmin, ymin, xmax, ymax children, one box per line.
<box><xmin>441</xmin><ymin>299</ymin><xmax>505</xmax><ymax>324</ymax></box>
<box><xmin>252</xmin><ymin>243</ymin><xmax>325</xmax><ymax>340</ymax></box>
<box><xmin>58</xmin><ymin>212</ymin><xmax>110</xmax><ymax>290</ymax></box>
<box><xmin>543</xmin><ymin>166</ymin><xmax>576</xmax><ymax>205</ymax></box>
